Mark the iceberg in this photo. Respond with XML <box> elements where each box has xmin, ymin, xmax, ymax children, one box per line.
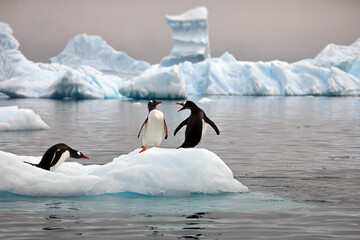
<box><xmin>180</xmin><ymin>51</ymin><xmax>360</xmax><ymax>96</ymax></box>
<box><xmin>1</xmin><ymin>6</ymin><xmax>360</xmax><ymax>99</ymax></box>
<box><xmin>160</xmin><ymin>7</ymin><xmax>210</xmax><ymax>67</ymax></box>
<box><xmin>0</xmin><ymin>23</ymin><xmax>125</xmax><ymax>99</ymax></box>
<box><xmin>0</xmin><ymin>22</ymin><xmax>41</xmax><ymax>81</ymax></box>
<box><xmin>0</xmin><ymin>64</ymin><xmax>124</xmax><ymax>99</ymax></box>
<box><xmin>0</xmin><ymin>148</ymin><xmax>248</xmax><ymax>197</ymax></box>
<box><xmin>51</xmin><ymin>34</ymin><xmax>150</xmax><ymax>79</ymax></box>
<box><xmin>312</xmin><ymin>38</ymin><xmax>360</xmax><ymax>74</ymax></box>
<box><xmin>0</xmin><ymin>106</ymin><xmax>49</xmax><ymax>131</ymax></box>
<box><xmin>119</xmin><ymin>65</ymin><xmax>187</xmax><ymax>99</ymax></box>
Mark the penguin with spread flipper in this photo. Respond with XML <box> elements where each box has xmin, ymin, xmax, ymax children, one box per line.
<box><xmin>174</xmin><ymin>100</ymin><xmax>220</xmax><ymax>148</ymax></box>
<box><xmin>138</xmin><ymin>100</ymin><xmax>168</xmax><ymax>153</ymax></box>
<box><xmin>25</xmin><ymin>143</ymin><xmax>89</xmax><ymax>171</ymax></box>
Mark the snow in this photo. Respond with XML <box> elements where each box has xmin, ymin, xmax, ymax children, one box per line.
<box><xmin>51</xmin><ymin>34</ymin><xmax>150</xmax><ymax>79</ymax></box>
<box><xmin>160</xmin><ymin>7</ymin><xmax>210</xmax><ymax>67</ymax></box>
<box><xmin>1</xmin><ymin>7</ymin><xmax>360</xmax><ymax>99</ymax></box>
<box><xmin>0</xmin><ymin>106</ymin><xmax>49</xmax><ymax>131</ymax></box>
<box><xmin>0</xmin><ymin>148</ymin><xmax>248</xmax><ymax>197</ymax></box>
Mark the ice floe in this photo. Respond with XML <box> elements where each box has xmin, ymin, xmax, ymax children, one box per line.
<box><xmin>0</xmin><ymin>106</ymin><xmax>49</xmax><ymax>131</ymax></box>
<box><xmin>0</xmin><ymin>148</ymin><xmax>248</xmax><ymax>197</ymax></box>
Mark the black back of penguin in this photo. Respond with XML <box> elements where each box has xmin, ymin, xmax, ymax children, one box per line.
<box><xmin>174</xmin><ymin>101</ymin><xmax>220</xmax><ymax>148</ymax></box>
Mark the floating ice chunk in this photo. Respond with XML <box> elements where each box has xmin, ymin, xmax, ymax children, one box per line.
<box><xmin>51</xmin><ymin>34</ymin><xmax>150</xmax><ymax>79</ymax></box>
<box><xmin>160</xmin><ymin>7</ymin><xmax>210</xmax><ymax>67</ymax></box>
<box><xmin>0</xmin><ymin>148</ymin><xmax>248</xmax><ymax>197</ymax></box>
<box><xmin>0</xmin><ymin>106</ymin><xmax>49</xmax><ymax>131</ymax></box>
<box><xmin>119</xmin><ymin>65</ymin><xmax>187</xmax><ymax>99</ymax></box>
<box><xmin>198</xmin><ymin>97</ymin><xmax>214</xmax><ymax>104</ymax></box>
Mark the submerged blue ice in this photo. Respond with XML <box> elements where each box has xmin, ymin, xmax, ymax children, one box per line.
<box><xmin>0</xmin><ymin>7</ymin><xmax>360</xmax><ymax>99</ymax></box>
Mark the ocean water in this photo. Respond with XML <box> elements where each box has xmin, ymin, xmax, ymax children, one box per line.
<box><xmin>0</xmin><ymin>96</ymin><xmax>359</xmax><ymax>239</ymax></box>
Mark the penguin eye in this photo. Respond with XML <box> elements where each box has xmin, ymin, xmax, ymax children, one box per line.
<box><xmin>77</xmin><ymin>151</ymin><xmax>81</xmax><ymax>156</ymax></box>
<box><xmin>183</xmin><ymin>101</ymin><xmax>187</xmax><ymax>105</ymax></box>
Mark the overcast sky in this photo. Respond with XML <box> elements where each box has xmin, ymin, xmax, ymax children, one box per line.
<box><xmin>1</xmin><ymin>0</ymin><xmax>360</xmax><ymax>64</ymax></box>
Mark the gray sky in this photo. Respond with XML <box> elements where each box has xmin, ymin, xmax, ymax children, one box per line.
<box><xmin>1</xmin><ymin>0</ymin><xmax>359</xmax><ymax>64</ymax></box>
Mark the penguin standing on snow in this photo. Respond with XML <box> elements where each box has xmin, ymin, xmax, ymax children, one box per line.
<box><xmin>26</xmin><ymin>143</ymin><xmax>89</xmax><ymax>171</ymax></box>
<box><xmin>138</xmin><ymin>100</ymin><xmax>168</xmax><ymax>153</ymax></box>
<box><xmin>174</xmin><ymin>100</ymin><xmax>220</xmax><ymax>148</ymax></box>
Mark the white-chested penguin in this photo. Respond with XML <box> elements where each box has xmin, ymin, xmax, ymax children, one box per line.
<box><xmin>138</xmin><ymin>100</ymin><xmax>168</xmax><ymax>153</ymax></box>
<box><xmin>174</xmin><ymin>100</ymin><xmax>220</xmax><ymax>148</ymax></box>
<box><xmin>25</xmin><ymin>143</ymin><xmax>89</xmax><ymax>171</ymax></box>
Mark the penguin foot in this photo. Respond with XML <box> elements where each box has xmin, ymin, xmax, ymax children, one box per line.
<box><xmin>140</xmin><ymin>146</ymin><xmax>147</xmax><ymax>153</ymax></box>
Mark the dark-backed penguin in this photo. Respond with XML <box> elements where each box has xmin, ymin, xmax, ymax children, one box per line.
<box><xmin>25</xmin><ymin>143</ymin><xmax>89</xmax><ymax>171</ymax></box>
<box><xmin>138</xmin><ymin>100</ymin><xmax>168</xmax><ymax>153</ymax></box>
<box><xmin>174</xmin><ymin>100</ymin><xmax>220</xmax><ymax>148</ymax></box>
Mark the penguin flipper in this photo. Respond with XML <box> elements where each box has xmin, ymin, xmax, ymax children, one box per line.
<box><xmin>164</xmin><ymin>119</ymin><xmax>168</xmax><ymax>139</ymax></box>
<box><xmin>137</xmin><ymin>117</ymin><xmax>148</xmax><ymax>138</ymax></box>
<box><xmin>174</xmin><ymin>117</ymin><xmax>189</xmax><ymax>136</ymax></box>
<box><xmin>205</xmin><ymin>116</ymin><xmax>220</xmax><ymax>135</ymax></box>
<box><xmin>49</xmin><ymin>149</ymin><xmax>65</xmax><ymax>168</ymax></box>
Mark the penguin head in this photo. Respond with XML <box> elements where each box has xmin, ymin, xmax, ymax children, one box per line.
<box><xmin>148</xmin><ymin>100</ymin><xmax>161</xmax><ymax>112</ymax></box>
<box><xmin>68</xmin><ymin>146</ymin><xmax>89</xmax><ymax>159</ymax></box>
<box><xmin>74</xmin><ymin>151</ymin><xmax>89</xmax><ymax>159</ymax></box>
<box><xmin>176</xmin><ymin>100</ymin><xmax>197</xmax><ymax>112</ymax></box>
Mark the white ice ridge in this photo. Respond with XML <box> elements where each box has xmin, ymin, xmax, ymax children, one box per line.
<box><xmin>0</xmin><ymin>106</ymin><xmax>49</xmax><ymax>131</ymax></box>
<box><xmin>0</xmin><ymin>148</ymin><xmax>248</xmax><ymax>197</ymax></box>
<box><xmin>160</xmin><ymin>7</ymin><xmax>210</xmax><ymax>67</ymax></box>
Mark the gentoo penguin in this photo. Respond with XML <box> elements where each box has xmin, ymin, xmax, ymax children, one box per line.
<box><xmin>138</xmin><ymin>100</ymin><xmax>168</xmax><ymax>153</ymax></box>
<box><xmin>174</xmin><ymin>100</ymin><xmax>220</xmax><ymax>148</ymax></box>
<box><xmin>26</xmin><ymin>143</ymin><xmax>89</xmax><ymax>171</ymax></box>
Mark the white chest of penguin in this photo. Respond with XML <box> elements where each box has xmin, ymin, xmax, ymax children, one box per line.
<box><xmin>143</xmin><ymin>110</ymin><xmax>165</xmax><ymax>146</ymax></box>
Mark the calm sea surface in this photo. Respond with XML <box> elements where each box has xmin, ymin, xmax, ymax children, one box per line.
<box><xmin>0</xmin><ymin>96</ymin><xmax>359</xmax><ymax>239</ymax></box>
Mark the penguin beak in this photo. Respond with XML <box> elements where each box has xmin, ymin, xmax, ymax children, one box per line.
<box><xmin>82</xmin><ymin>154</ymin><xmax>89</xmax><ymax>159</ymax></box>
<box><xmin>156</xmin><ymin>101</ymin><xmax>162</xmax><ymax>105</ymax></box>
<box><xmin>176</xmin><ymin>103</ymin><xmax>184</xmax><ymax>112</ymax></box>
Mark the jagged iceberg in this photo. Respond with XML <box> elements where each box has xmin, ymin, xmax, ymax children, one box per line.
<box><xmin>0</xmin><ymin>23</ymin><xmax>125</xmax><ymax>99</ymax></box>
<box><xmin>0</xmin><ymin>6</ymin><xmax>360</xmax><ymax>99</ymax></box>
<box><xmin>0</xmin><ymin>106</ymin><xmax>49</xmax><ymax>131</ymax></box>
<box><xmin>0</xmin><ymin>148</ymin><xmax>248</xmax><ymax>197</ymax></box>
<box><xmin>160</xmin><ymin>7</ymin><xmax>210</xmax><ymax>67</ymax></box>
<box><xmin>50</xmin><ymin>34</ymin><xmax>150</xmax><ymax>79</ymax></box>
<box><xmin>180</xmin><ymin>51</ymin><xmax>360</xmax><ymax>96</ymax></box>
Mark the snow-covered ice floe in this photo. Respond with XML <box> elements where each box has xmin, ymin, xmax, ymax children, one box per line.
<box><xmin>1</xmin><ymin>6</ymin><xmax>360</xmax><ymax>99</ymax></box>
<box><xmin>0</xmin><ymin>148</ymin><xmax>248</xmax><ymax>197</ymax></box>
<box><xmin>0</xmin><ymin>106</ymin><xmax>49</xmax><ymax>131</ymax></box>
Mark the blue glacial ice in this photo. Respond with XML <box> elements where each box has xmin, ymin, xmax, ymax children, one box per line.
<box><xmin>0</xmin><ymin>106</ymin><xmax>49</xmax><ymax>131</ymax></box>
<box><xmin>160</xmin><ymin>7</ymin><xmax>210</xmax><ymax>67</ymax></box>
<box><xmin>1</xmin><ymin>6</ymin><xmax>360</xmax><ymax>99</ymax></box>
<box><xmin>0</xmin><ymin>147</ymin><xmax>248</xmax><ymax>197</ymax></box>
